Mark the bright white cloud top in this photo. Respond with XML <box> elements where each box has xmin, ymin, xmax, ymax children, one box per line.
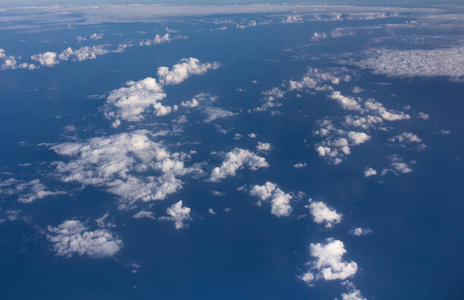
<box><xmin>210</xmin><ymin>148</ymin><xmax>269</xmax><ymax>182</ymax></box>
<box><xmin>300</xmin><ymin>238</ymin><xmax>358</xmax><ymax>283</ymax></box>
<box><xmin>47</xmin><ymin>220</ymin><xmax>122</xmax><ymax>258</ymax></box>
<box><xmin>159</xmin><ymin>200</ymin><xmax>192</xmax><ymax>229</ymax></box>
<box><xmin>249</xmin><ymin>182</ymin><xmax>293</xmax><ymax>217</ymax></box>
<box><xmin>157</xmin><ymin>57</ymin><xmax>220</xmax><ymax>85</ymax></box>
<box><xmin>308</xmin><ymin>200</ymin><xmax>342</xmax><ymax>228</ymax></box>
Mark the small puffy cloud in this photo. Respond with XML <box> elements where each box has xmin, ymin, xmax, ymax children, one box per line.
<box><xmin>389</xmin><ymin>132</ymin><xmax>422</xmax><ymax>143</ymax></box>
<box><xmin>311</xmin><ymin>32</ymin><xmax>327</xmax><ymax>42</ymax></box>
<box><xmin>159</xmin><ymin>200</ymin><xmax>191</xmax><ymax>229</ymax></box>
<box><xmin>248</xmin><ymin>133</ymin><xmax>257</xmax><ymax>138</ymax></box>
<box><xmin>417</xmin><ymin>112</ymin><xmax>429</xmax><ymax>120</ymax></box>
<box><xmin>47</xmin><ymin>220</ymin><xmax>122</xmax><ymax>258</ymax></box>
<box><xmin>139</xmin><ymin>33</ymin><xmax>171</xmax><ymax>46</ymax></box>
<box><xmin>249</xmin><ymin>182</ymin><xmax>293</xmax><ymax>217</ymax></box>
<box><xmin>293</xmin><ymin>163</ymin><xmax>307</xmax><ymax>168</ymax></box>
<box><xmin>256</xmin><ymin>142</ymin><xmax>272</xmax><ymax>152</ymax></box>
<box><xmin>364</xmin><ymin>167</ymin><xmax>377</xmax><ymax>177</ymax></box>
<box><xmin>281</xmin><ymin>15</ymin><xmax>302</xmax><ymax>23</ymax></box>
<box><xmin>392</xmin><ymin>161</ymin><xmax>413</xmax><ymax>173</ymax></box>
<box><xmin>349</xmin><ymin>227</ymin><xmax>373</xmax><ymax>236</ymax></box>
<box><xmin>31</xmin><ymin>51</ymin><xmax>59</xmax><ymax>67</ymax></box>
<box><xmin>351</xmin><ymin>86</ymin><xmax>364</xmax><ymax>94</ymax></box>
<box><xmin>90</xmin><ymin>33</ymin><xmax>104</xmax><ymax>40</ymax></box>
<box><xmin>208</xmin><ymin>208</ymin><xmax>217</xmax><ymax>215</ymax></box>
<box><xmin>331</xmin><ymin>28</ymin><xmax>355</xmax><ymax>38</ymax></box>
<box><xmin>236</xmin><ymin>20</ymin><xmax>257</xmax><ymax>29</ymax></box>
<box><xmin>364</xmin><ymin>98</ymin><xmax>410</xmax><ymax>121</ymax></box>
<box><xmin>348</xmin><ymin>131</ymin><xmax>370</xmax><ymax>145</ymax></box>
<box><xmin>341</xmin><ymin>281</ymin><xmax>367</xmax><ymax>300</ymax></box>
<box><xmin>157</xmin><ymin>57</ymin><xmax>220</xmax><ymax>86</ymax></box>
<box><xmin>308</xmin><ymin>200</ymin><xmax>342</xmax><ymax>228</ymax></box>
<box><xmin>210</xmin><ymin>148</ymin><xmax>269</xmax><ymax>182</ymax></box>
<box><xmin>300</xmin><ymin>238</ymin><xmax>358</xmax><ymax>284</ymax></box>
<box><xmin>329</xmin><ymin>91</ymin><xmax>362</xmax><ymax>112</ymax></box>
<box><xmin>435</xmin><ymin>130</ymin><xmax>451</xmax><ymax>135</ymax></box>
<box><xmin>102</xmin><ymin>77</ymin><xmax>169</xmax><ymax>127</ymax></box>
<box><xmin>58</xmin><ymin>45</ymin><xmax>109</xmax><ymax>62</ymax></box>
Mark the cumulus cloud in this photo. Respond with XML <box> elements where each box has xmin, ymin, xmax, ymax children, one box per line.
<box><xmin>133</xmin><ymin>210</ymin><xmax>155</xmax><ymax>219</ymax></box>
<box><xmin>256</xmin><ymin>142</ymin><xmax>272</xmax><ymax>152</ymax></box>
<box><xmin>58</xmin><ymin>45</ymin><xmax>109</xmax><ymax>62</ymax></box>
<box><xmin>51</xmin><ymin>130</ymin><xmax>202</xmax><ymax>208</ymax></box>
<box><xmin>307</xmin><ymin>200</ymin><xmax>342</xmax><ymax>228</ymax></box>
<box><xmin>139</xmin><ymin>33</ymin><xmax>171</xmax><ymax>46</ymax></box>
<box><xmin>1</xmin><ymin>48</ymin><xmax>36</xmax><ymax>70</ymax></box>
<box><xmin>388</xmin><ymin>132</ymin><xmax>422</xmax><ymax>144</ymax></box>
<box><xmin>88</xmin><ymin>33</ymin><xmax>103</xmax><ymax>40</ymax></box>
<box><xmin>357</xmin><ymin>46</ymin><xmax>464</xmax><ymax>78</ymax></box>
<box><xmin>159</xmin><ymin>200</ymin><xmax>191</xmax><ymax>229</ymax></box>
<box><xmin>311</xmin><ymin>32</ymin><xmax>327</xmax><ymax>42</ymax></box>
<box><xmin>364</xmin><ymin>167</ymin><xmax>377</xmax><ymax>177</ymax></box>
<box><xmin>249</xmin><ymin>182</ymin><xmax>293</xmax><ymax>217</ymax></box>
<box><xmin>281</xmin><ymin>15</ymin><xmax>302</xmax><ymax>23</ymax></box>
<box><xmin>349</xmin><ymin>227</ymin><xmax>373</xmax><ymax>236</ymax></box>
<box><xmin>300</xmin><ymin>238</ymin><xmax>358</xmax><ymax>284</ymax></box>
<box><xmin>329</xmin><ymin>91</ymin><xmax>362</xmax><ymax>112</ymax></box>
<box><xmin>210</xmin><ymin>148</ymin><xmax>269</xmax><ymax>182</ymax></box>
<box><xmin>31</xmin><ymin>51</ymin><xmax>59</xmax><ymax>67</ymax></box>
<box><xmin>417</xmin><ymin>112</ymin><xmax>429</xmax><ymax>120</ymax></box>
<box><xmin>293</xmin><ymin>163</ymin><xmax>307</xmax><ymax>168</ymax></box>
<box><xmin>101</xmin><ymin>77</ymin><xmax>169</xmax><ymax>127</ymax></box>
<box><xmin>341</xmin><ymin>281</ymin><xmax>367</xmax><ymax>300</ymax></box>
<box><xmin>157</xmin><ymin>57</ymin><xmax>220</xmax><ymax>85</ymax></box>
<box><xmin>47</xmin><ymin>220</ymin><xmax>122</xmax><ymax>258</ymax></box>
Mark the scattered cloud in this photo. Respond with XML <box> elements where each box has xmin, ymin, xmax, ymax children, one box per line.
<box><xmin>31</xmin><ymin>51</ymin><xmax>59</xmax><ymax>67</ymax></box>
<box><xmin>157</xmin><ymin>57</ymin><xmax>220</xmax><ymax>85</ymax></box>
<box><xmin>139</xmin><ymin>33</ymin><xmax>171</xmax><ymax>46</ymax></box>
<box><xmin>210</xmin><ymin>148</ymin><xmax>269</xmax><ymax>182</ymax></box>
<box><xmin>293</xmin><ymin>163</ymin><xmax>307</xmax><ymax>168</ymax></box>
<box><xmin>349</xmin><ymin>227</ymin><xmax>373</xmax><ymax>236</ymax></box>
<box><xmin>300</xmin><ymin>238</ymin><xmax>358</xmax><ymax>284</ymax></box>
<box><xmin>249</xmin><ymin>182</ymin><xmax>293</xmax><ymax>217</ymax></box>
<box><xmin>159</xmin><ymin>200</ymin><xmax>191</xmax><ymax>229</ymax></box>
<box><xmin>364</xmin><ymin>167</ymin><xmax>377</xmax><ymax>177</ymax></box>
<box><xmin>47</xmin><ymin>220</ymin><xmax>122</xmax><ymax>258</ymax></box>
<box><xmin>256</xmin><ymin>142</ymin><xmax>272</xmax><ymax>152</ymax></box>
<box><xmin>307</xmin><ymin>200</ymin><xmax>342</xmax><ymax>228</ymax></box>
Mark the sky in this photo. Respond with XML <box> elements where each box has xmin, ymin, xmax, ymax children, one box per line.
<box><xmin>1</xmin><ymin>1</ymin><xmax>464</xmax><ymax>300</ymax></box>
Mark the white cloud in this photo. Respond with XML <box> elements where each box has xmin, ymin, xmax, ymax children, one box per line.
<box><xmin>0</xmin><ymin>178</ymin><xmax>65</xmax><ymax>203</ymax></box>
<box><xmin>133</xmin><ymin>210</ymin><xmax>155</xmax><ymax>220</ymax></box>
<box><xmin>102</xmin><ymin>77</ymin><xmax>169</xmax><ymax>127</ymax></box>
<box><xmin>351</xmin><ymin>86</ymin><xmax>364</xmax><ymax>94</ymax></box>
<box><xmin>47</xmin><ymin>220</ymin><xmax>122</xmax><ymax>258</ymax></box>
<box><xmin>329</xmin><ymin>91</ymin><xmax>362</xmax><ymax>112</ymax></box>
<box><xmin>311</xmin><ymin>32</ymin><xmax>327</xmax><ymax>42</ymax></box>
<box><xmin>208</xmin><ymin>208</ymin><xmax>217</xmax><ymax>215</ymax></box>
<box><xmin>58</xmin><ymin>45</ymin><xmax>109</xmax><ymax>62</ymax></box>
<box><xmin>300</xmin><ymin>238</ymin><xmax>358</xmax><ymax>284</ymax></box>
<box><xmin>388</xmin><ymin>132</ymin><xmax>422</xmax><ymax>144</ymax></box>
<box><xmin>90</xmin><ymin>33</ymin><xmax>104</xmax><ymax>40</ymax></box>
<box><xmin>139</xmin><ymin>33</ymin><xmax>171</xmax><ymax>46</ymax></box>
<box><xmin>203</xmin><ymin>106</ymin><xmax>235</xmax><ymax>123</ymax></box>
<box><xmin>417</xmin><ymin>112</ymin><xmax>429</xmax><ymax>120</ymax></box>
<box><xmin>51</xmin><ymin>130</ymin><xmax>202</xmax><ymax>208</ymax></box>
<box><xmin>341</xmin><ymin>281</ymin><xmax>367</xmax><ymax>300</ymax></box>
<box><xmin>357</xmin><ymin>46</ymin><xmax>464</xmax><ymax>78</ymax></box>
<box><xmin>31</xmin><ymin>51</ymin><xmax>59</xmax><ymax>67</ymax></box>
<box><xmin>157</xmin><ymin>57</ymin><xmax>220</xmax><ymax>86</ymax></box>
<box><xmin>293</xmin><ymin>163</ymin><xmax>307</xmax><ymax>168</ymax></box>
<box><xmin>281</xmin><ymin>15</ymin><xmax>303</xmax><ymax>23</ymax></box>
<box><xmin>307</xmin><ymin>200</ymin><xmax>342</xmax><ymax>228</ymax></box>
<box><xmin>236</xmin><ymin>20</ymin><xmax>257</xmax><ymax>29</ymax></box>
<box><xmin>392</xmin><ymin>161</ymin><xmax>413</xmax><ymax>173</ymax></box>
<box><xmin>349</xmin><ymin>227</ymin><xmax>373</xmax><ymax>236</ymax></box>
<box><xmin>249</xmin><ymin>182</ymin><xmax>293</xmax><ymax>217</ymax></box>
<box><xmin>331</xmin><ymin>28</ymin><xmax>355</xmax><ymax>38</ymax></box>
<box><xmin>364</xmin><ymin>167</ymin><xmax>377</xmax><ymax>177</ymax></box>
<box><xmin>348</xmin><ymin>131</ymin><xmax>370</xmax><ymax>145</ymax></box>
<box><xmin>159</xmin><ymin>200</ymin><xmax>191</xmax><ymax>229</ymax></box>
<box><xmin>210</xmin><ymin>148</ymin><xmax>269</xmax><ymax>182</ymax></box>
<box><xmin>256</xmin><ymin>142</ymin><xmax>272</xmax><ymax>152</ymax></box>
<box><xmin>248</xmin><ymin>133</ymin><xmax>257</xmax><ymax>138</ymax></box>
<box><xmin>364</xmin><ymin>98</ymin><xmax>410</xmax><ymax>121</ymax></box>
